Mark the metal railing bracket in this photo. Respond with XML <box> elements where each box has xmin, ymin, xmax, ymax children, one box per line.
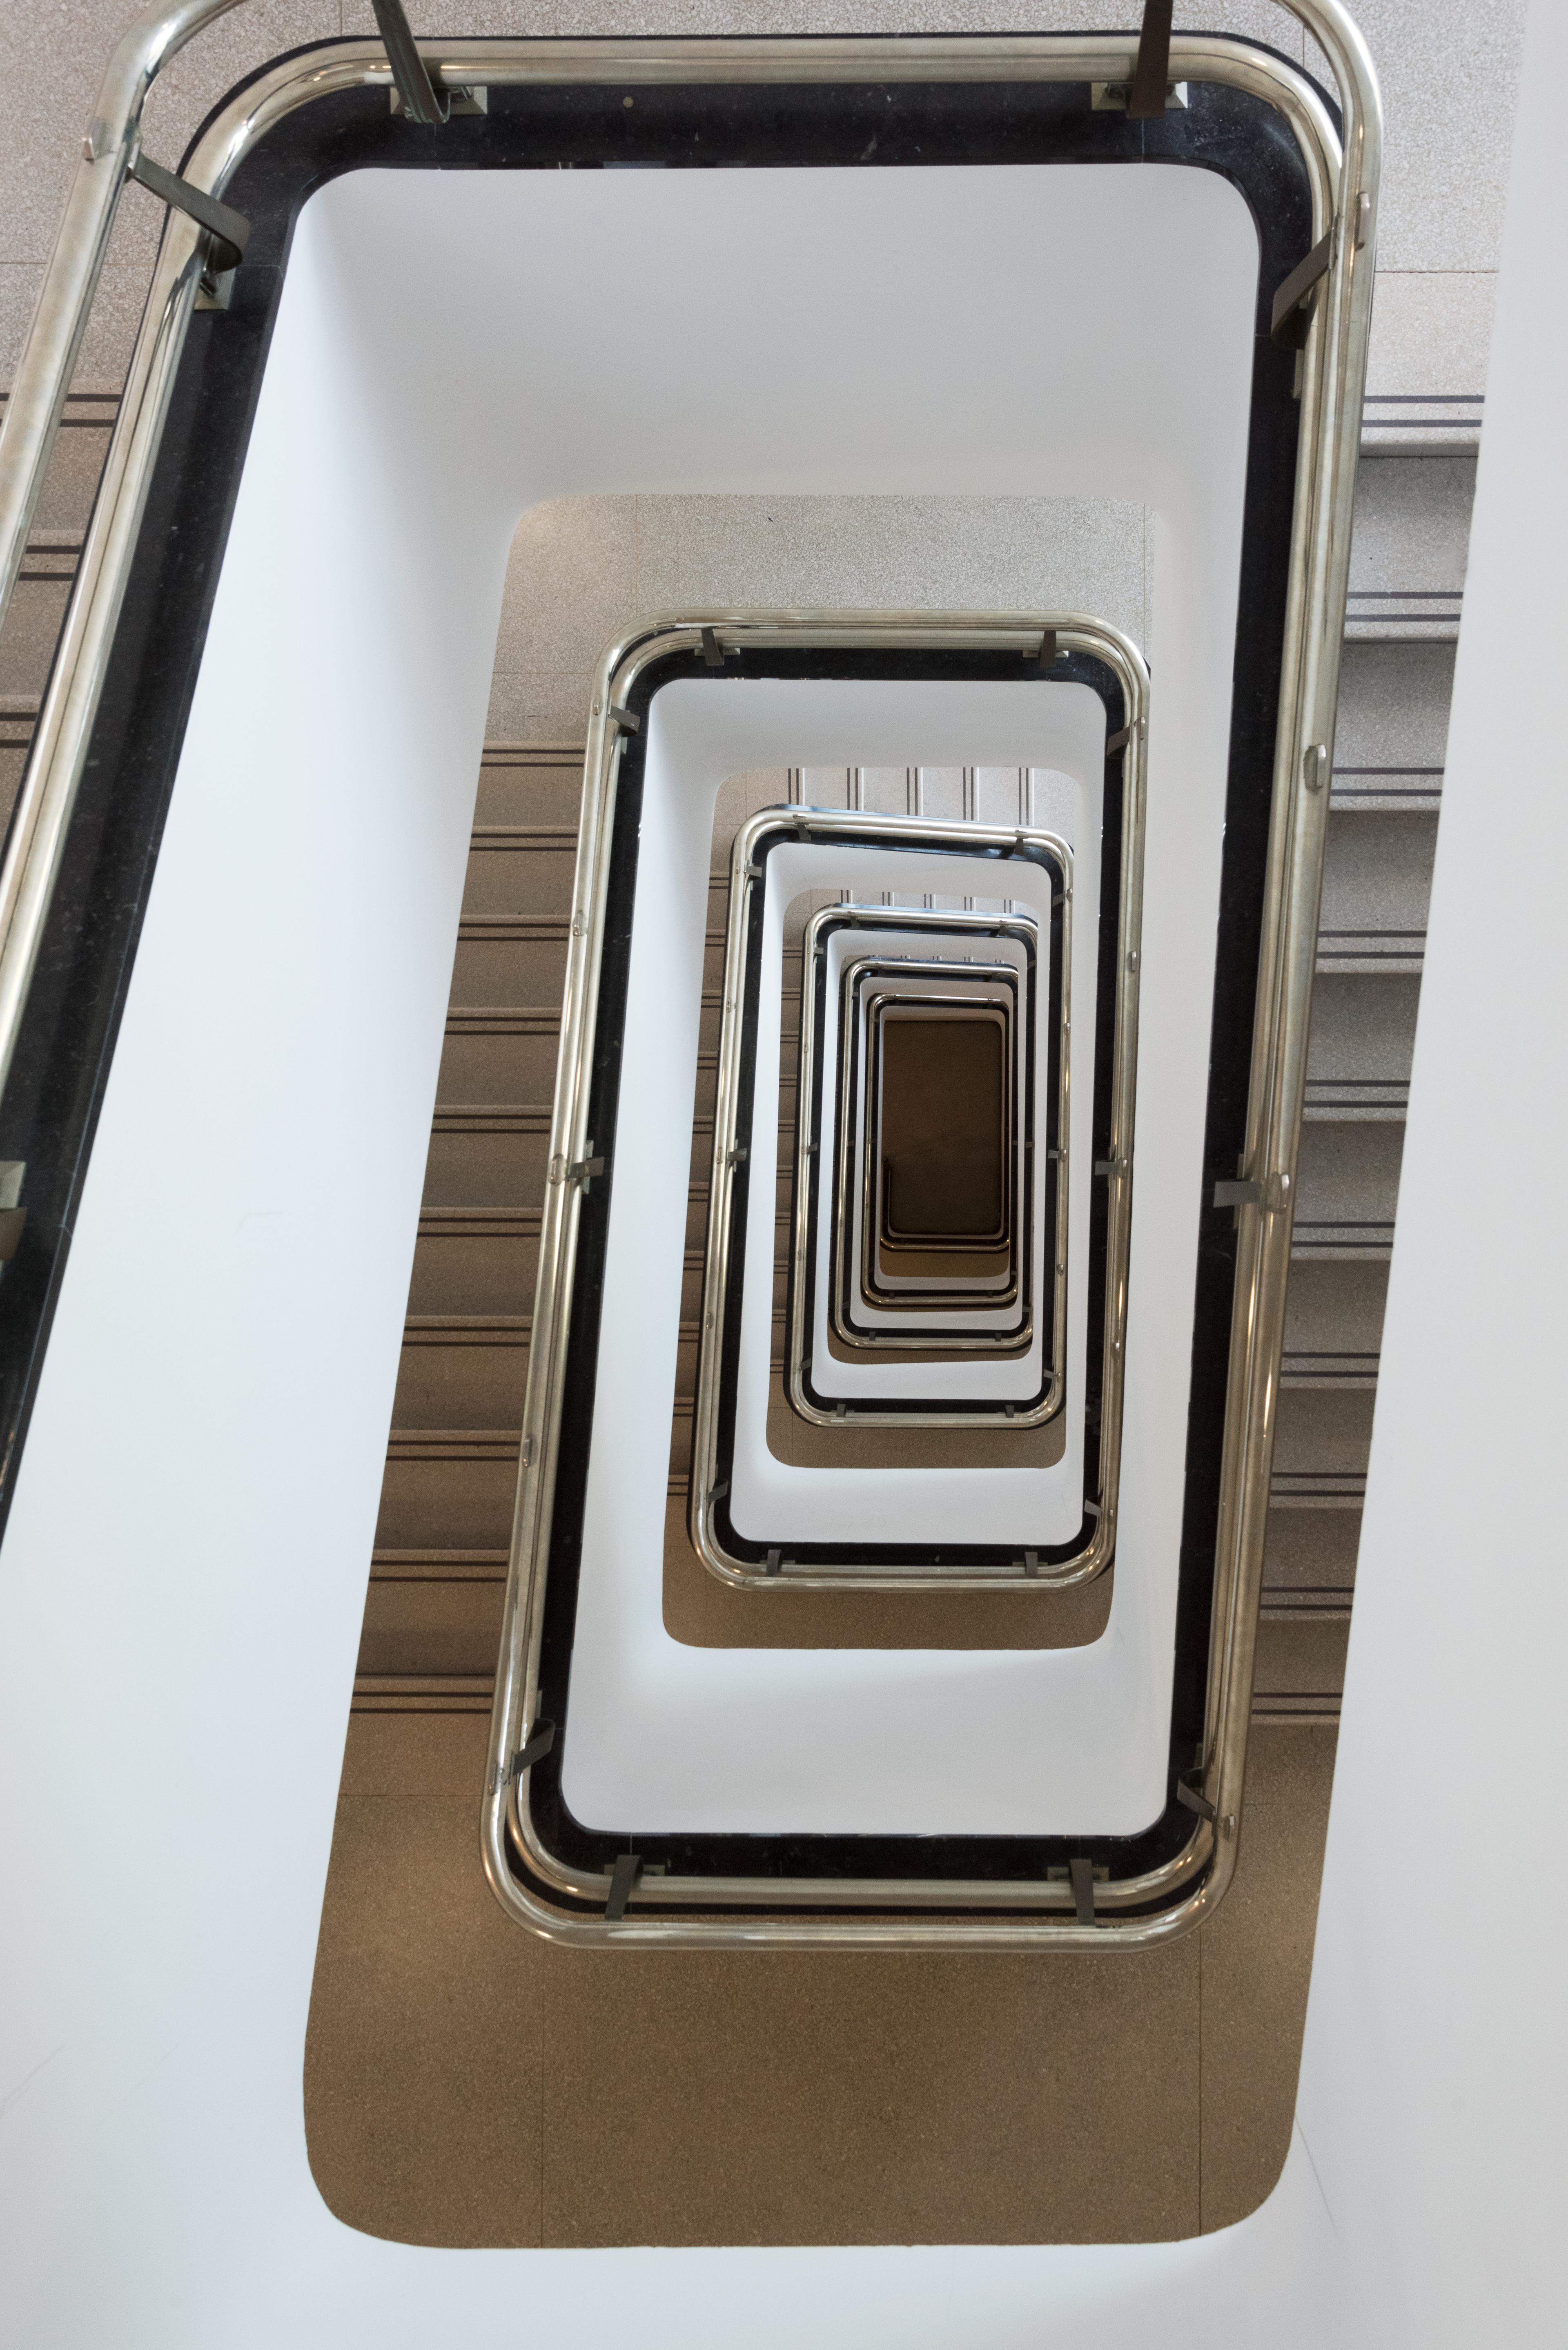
<box><xmin>128</xmin><ymin>149</ymin><xmax>249</xmax><ymax>278</ymax></box>
<box><xmin>370</xmin><ymin>0</ymin><xmax>451</xmax><ymax>127</ymax></box>
<box><xmin>605</xmin><ymin>1853</ymin><xmax>643</xmax><ymax>1920</ymax></box>
<box><xmin>1068</xmin><ymin>1856</ymin><xmax>1098</xmax><ymax>1924</ymax></box>
<box><xmin>1176</xmin><ymin>1775</ymin><xmax>1218</xmax><ymax>1822</ymax></box>
<box><xmin>491</xmin><ymin>1717</ymin><xmax>555</xmax><ymax>1793</ymax></box>
<box><xmin>1272</xmin><ymin>230</ymin><xmax>1334</xmax><ymax>348</ymax></box>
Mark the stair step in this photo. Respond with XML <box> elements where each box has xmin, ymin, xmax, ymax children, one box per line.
<box><xmin>1263</xmin><ymin>1507</ymin><xmax>1361</xmax><ymax>1592</ymax></box>
<box><xmin>1293</xmin><ymin>1122</ymin><xmax>1403</xmax><ymax>1249</ymax></box>
<box><xmin>452</xmin><ymin>916</ymin><xmax>570</xmax><ymax>1003</ymax></box>
<box><xmin>474</xmin><ymin>743</ymin><xmax>585</xmax><ymax>827</ymax></box>
<box><xmin>1252</xmin><ymin>1612</ymin><xmax>1350</xmax><ymax>1699</ymax></box>
<box><xmin>392</xmin><ymin>1318</ymin><xmax>531</xmax><ymax>1430</ymax></box>
<box><xmin>410</xmin><ymin>1210</ymin><xmax>540</xmax><ymax>1314</ymax></box>
<box><xmin>1272</xmin><ymin>1387</ymin><xmax>1374</xmax><ymax>1476</ymax></box>
<box><xmin>423</xmin><ymin>1106</ymin><xmax>552</xmax><ymax>1208</ymax></box>
<box><xmin>438</xmin><ymin>1007</ymin><xmax>561</xmax><ymax>1103</ymax></box>
<box><xmin>1316</xmin><ymin>809</ymin><xmax>1435</xmax><ymax>974</ymax></box>
<box><xmin>358</xmin><ymin>1579</ymin><xmax>506</xmax><ymax>1678</ymax></box>
<box><xmin>1344</xmin><ymin>453</ymin><xmax>1472</xmax><ymax>640</ymax></box>
<box><xmin>1305</xmin><ymin>973</ymin><xmax>1419</xmax><ymax>1119</ymax></box>
<box><xmin>1334</xmin><ymin>639</ymin><xmax>1452</xmax><ymax>771</ymax></box>
<box><xmin>1280</xmin><ymin>1261</ymin><xmax>1387</xmax><ymax>1386</ymax></box>
<box><xmin>461</xmin><ymin>829</ymin><xmax>579</xmax><ymax>921</ymax></box>
<box><xmin>376</xmin><ymin>1435</ymin><xmax>521</xmax><ymax>1550</ymax></box>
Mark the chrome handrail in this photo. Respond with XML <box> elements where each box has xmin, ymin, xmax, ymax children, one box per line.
<box><xmin>0</xmin><ymin>0</ymin><xmax>246</xmax><ymax>1112</ymax></box>
<box><xmin>0</xmin><ymin>0</ymin><xmax>241</xmax><ymax>633</ymax></box>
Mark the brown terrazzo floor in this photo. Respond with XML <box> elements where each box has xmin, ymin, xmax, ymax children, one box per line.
<box><xmin>305</xmin><ymin>1715</ymin><xmax>1336</xmax><ymax>2247</ymax></box>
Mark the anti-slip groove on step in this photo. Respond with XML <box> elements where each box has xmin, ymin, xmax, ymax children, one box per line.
<box><xmin>352</xmin><ymin>1676</ymin><xmax>496</xmax><ymax>1713</ymax></box>
<box><xmin>1292</xmin><ymin>1221</ymin><xmax>1395</xmax><ymax>1259</ymax></box>
<box><xmin>1343</xmin><ymin>589</ymin><xmax>1463</xmax><ymax>639</ymax></box>
<box><xmin>444</xmin><ymin>1008</ymin><xmax>561</xmax><ymax>1036</ymax></box>
<box><xmin>468</xmin><ymin>826</ymin><xmax>579</xmax><ymax>851</ymax></box>
<box><xmin>1251</xmin><ymin>1693</ymin><xmax>1343</xmax><ymax>1721</ymax></box>
<box><xmin>1278</xmin><ymin>1351</ymin><xmax>1381</xmax><ymax>1389</ymax></box>
<box><xmin>458</xmin><ymin>917</ymin><xmax>569</xmax><ymax>942</ymax></box>
<box><xmin>481</xmin><ymin>742</ymin><xmax>586</xmax><ymax>761</ymax></box>
<box><xmin>419</xmin><ymin>1210</ymin><xmax>541</xmax><ymax>1236</ymax></box>
<box><xmin>1303</xmin><ymin>1079</ymin><xmax>1409</xmax><ymax>1121</ymax></box>
<box><xmin>385</xmin><ymin>1431</ymin><xmax>520</xmax><ymax>1460</ymax></box>
<box><xmin>402</xmin><ymin>1316</ymin><xmax>531</xmax><ymax>1343</ymax></box>
<box><xmin>370</xmin><ymin>1549</ymin><xmax>509</xmax><ymax>1579</ymax></box>
<box><xmin>1270</xmin><ymin>1471</ymin><xmax>1368</xmax><ymax>1506</ymax></box>
<box><xmin>1315</xmin><ymin>930</ymin><xmax>1425</xmax><ymax>973</ymax></box>
<box><xmin>430</xmin><ymin>1106</ymin><xmax>552</xmax><ymax>1134</ymax></box>
<box><xmin>1330</xmin><ymin>765</ymin><xmax>1443</xmax><ymax>810</ymax></box>
<box><xmin>1359</xmin><ymin>392</ymin><xmax>1482</xmax><ymax>452</ymax></box>
<box><xmin>1260</xmin><ymin>1591</ymin><xmax>1354</xmax><ymax>1616</ymax></box>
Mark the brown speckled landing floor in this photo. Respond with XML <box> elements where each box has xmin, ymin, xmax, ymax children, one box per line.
<box><xmin>305</xmin><ymin>1715</ymin><xmax>1334</xmax><ymax>2247</ymax></box>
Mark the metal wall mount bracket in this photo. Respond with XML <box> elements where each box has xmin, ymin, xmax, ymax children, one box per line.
<box><xmin>370</xmin><ymin>0</ymin><xmax>450</xmax><ymax>125</ymax></box>
<box><xmin>1176</xmin><ymin>1775</ymin><xmax>1218</xmax><ymax>1822</ymax></box>
<box><xmin>490</xmin><ymin>1718</ymin><xmax>556</xmax><ymax>1793</ymax></box>
<box><xmin>1272</xmin><ymin>231</ymin><xmax>1333</xmax><ymax>348</ymax></box>
<box><xmin>1127</xmin><ymin>0</ymin><xmax>1176</xmax><ymax>120</ymax></box>
<box><xmin>390</xmin><ymin>85</ymin><xmax>486</xmax><ymax>119</ymax></box>
<box><xmin>555</xmin><ymin>1151</ymin><xmax>606</xmax><ymax>1195</ymax></box>
<box><xmin>127</xmin><ymin>150</ymin><xmax>249</xmax><ymax>277</ymax></box>
<box><xmin>605</xmin><ymin>1854</ymin><xmax>643</xmax><ymax>1921</ymax></box>
<box><xmin>1091</xmin><ymin>80</ymin><xmax>1188</xmax><ymax>114</ymax></box>
<box><xmin>1214</xmin><ymin>1171</ymin><xmax>1292</xmax><ymax>1213</ymax></box>
<box><xmin>1068</xmin><ymin>1857</ymin><xmax>1099</xmax><ymax>1924</ymax></box>
<box><xmin>0</xmin><ymin>1160</ymin><xmax>24</xmax><ymax>1263</ymax></box>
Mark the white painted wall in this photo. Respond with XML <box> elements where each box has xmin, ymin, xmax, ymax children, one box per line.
<box><xmin>3</xmin><ymin>28</ymin><xmax>1564</xmax><ymax>2334</ymax></box>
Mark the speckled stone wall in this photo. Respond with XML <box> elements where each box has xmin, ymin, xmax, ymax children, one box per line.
<box><xmin>0</xmin><ymin>2</ymin><xmax>1526</xmax><ymax>392</ymax></box>
<box><xmin>0</xmin><ymin>3</ymin><xmax>1527</xmax><ymax>729</ymax></box>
